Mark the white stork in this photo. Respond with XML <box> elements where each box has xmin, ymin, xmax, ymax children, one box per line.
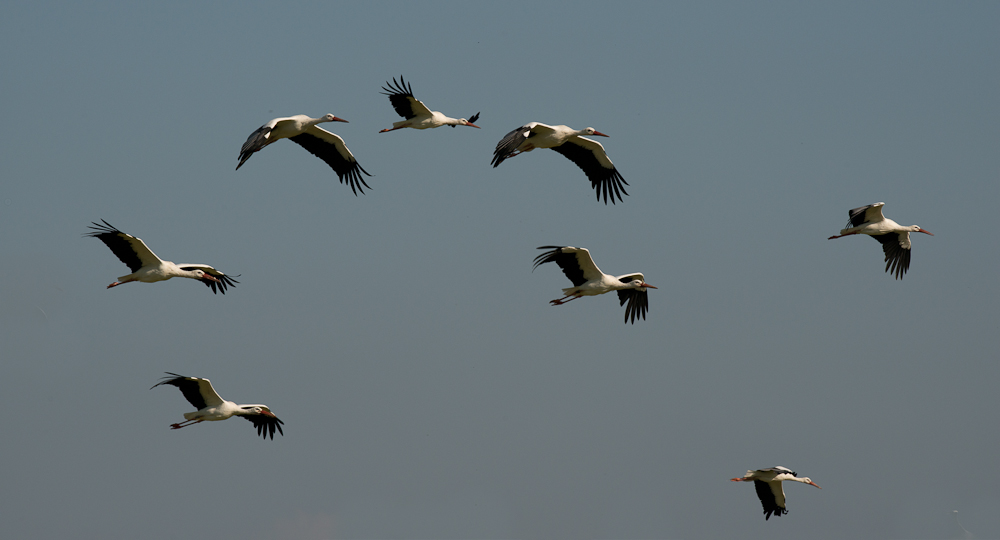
<box><xmin>492</xmin><ymin>122</ymin><xmax>628</xmax><ymax>204</ymax></box>
<box><xmin>151</xmin><ymin>373</ymin><xmax>284</xmax><ymax>440</ymax></box>
<box><xmin>86</xmin><ymin>220</ymin><xmax>238</xmax><ymax>294</ymax></box>
<box><xmin>532</xmin><ymin>246</ymin><xmax>656</xmax><ymax>324</ymax></box>
<box><xmin>237</xmin><ymin>113</ymin><xmax>372</xmax><ymax>195</ymax></box>
<box><xmin>827</xmin><ymin>202</ymin><xmax>933</xmax><ymax>279</ymax></box>
<box><xmin>378</xmin><ymin>76</ymin><xmax>480</xmax><ymax>132</ymax></box>
<box><xmin>730</xmin><ymin>466</ymin><xmax>821</xmax><ymax>520</ymax></box>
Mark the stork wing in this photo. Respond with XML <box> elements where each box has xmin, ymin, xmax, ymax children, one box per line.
<box><xmin>151</xmin><ymin>373</ymin><xmax>225</xmax><ymax>410</ymax></box>
<box><xmin>242</xmin><ymin>407</ymin><xmax>285</xmax><ymax>440</ymax></box>
<box><xmin>846</xmin><ymin>202</ymin><xmax>885</xmax><ymax>228</ymax></box>
<box><xmin>753</xmin><ymin>480</ymin><xmax>787</xmax><ymax>520</ymax></box>
<box><xmin>176</xmin><ymin>264</ymin><xmax>240</xmax><ymax>294</ymax></box>
<box><xmin>873</xmin><ymin>232</ymin><xmax>911</xmax><ymax>279</ymax></box>
<box><xmin>86</xmin><ymin>220</ymin><xmax>163</xmax><ymax>273</ymax></box>
<box><xmin>236</xmin><ymin>118</ymin><xmax>282</xmax><ymax>170</ymax></box>
<box><xmin>616</xmin><ymin>273</ymin><xmax>649</xmax><ymax>324</ymax></box>
<box><xmin>550</xmin><ymin>137</ymin><xmax>628</xmax><ymax>204</ymax></box>
<box><xmin>290</xmin><ymin>127</ymin><xmax>373</xmax><ymax>195</ymax></box>
<box><xmin>532</xmin><ymin>246</ymin><xmax>604</xmax><ymax>286</ymax></box>
<box><xmin>491</xmin><ymin>124</ymin><xmax>537</xmax><ymax>168</ymax></box>
<box><xmin>381</xmin><ymin>76</ymin><xmax>432</xmax><ymax>119</ymax></box>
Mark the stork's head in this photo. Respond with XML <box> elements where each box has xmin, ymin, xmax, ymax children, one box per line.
<box><xmin>799</xmin><ymin>477</ymin><xmax>821</xmax><ymax>488</ymax></box>
<box><xmin>241</xmin><ymin>405</ymin><xmax>275</xmax><ymax>417</ymax></box>
<box><xmin>583</xmin><ymin>127</ymin><xmax>609</xmax><ymax>137</ymax></box>
<box><xmin>321</xmin><ymin>113</ymin><xmax>349</xmax><ymax>123</ymax></box>
<box><xmin>911</xmin><ymin>225</ymin><xmax>933</xmax><ymax>235</ymax></box>
<box><xmin>458</xmin><ymin>118</ymin><xmax>480</xmax><ymax>129</ymax></box>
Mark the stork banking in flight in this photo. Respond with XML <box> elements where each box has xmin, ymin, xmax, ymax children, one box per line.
<box><xmin>379</xmin><ymin>76</ymin><xmax>480</xmax><ymax>132</ymax></box>
<box><xmin>86</xmin><ymin>220</ymin><xmax>238</xmax><ymax>294</ymax></box>
<box><xmin>151</xmin><ymin>373</ymin><xmax>284</xmax><ymax>440</ymax></box>
<box><xmin>828</xmin><ymin>202</ymin><xmax>933</xmax><ymax>279</ymax></box>
<box><xmin>731</xmin><ymin>466</ymin><xmax>821</xmax><ymax>520</ymax></box>
<box><xmin>236</xmin><ymin>113</ymin><xmax>372</xmax><ymax>195</ymax></box>
<box><xmin>492</xmin><ymin>122</ymin><xmax>628</xmax><ymax>204</ymax></box>
<box><xmin>533</xmin><ymin>245</ymin><xmax>656</xmax><ymax>324</ymax></box>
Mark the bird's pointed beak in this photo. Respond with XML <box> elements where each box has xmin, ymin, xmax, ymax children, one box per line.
<box><xmin>642</xmin><ymin>283</ymin><xmax>658</xmax><ymax>289</ymax></box>
<box><xmin>918</xmin><ymin>228</ymin><xmax>933</xmax><ymax>235</ymax></box>
<box><xmin>202</xmin><ymin>274</ymin><xmax>220</xmax><ymax>283</ymax></box>
<box><xmin>332</xmin><ymin>116</ymin><xmax>349</xmax><ymax>123</ymax></box>
<box><xmin>809</xmin><ymin>482</ymin><xmax>822</xmax><ymax>489</ymax></box>
<box><xmin>729</xmin><ymin>478</ymin><xmax>744</xmax><ymax>482</ymax></box>
<box><xmin>466</xmin><ymin>123</ymin><xmax>481</xmax><ymax>129</ymax></box>
<box><xmin>261</xmin><ymin>410</ymin><xmax>276</xmax><ymax>418</ymax></box>
<box><xmin>592</xmin><ymin>130</ymin><xmax>610</xmax><ymax>137</ymax></box>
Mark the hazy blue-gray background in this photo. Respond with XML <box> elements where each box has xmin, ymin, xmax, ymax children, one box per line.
<box><xmin>1</xmin><ymin>2</ymin><xmax>997</xmax><ymax>539</ymax></box>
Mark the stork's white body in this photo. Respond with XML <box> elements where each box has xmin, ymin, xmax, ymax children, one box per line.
<box><xmin>237</xmin><ymin>113</ymin><xmax>371</xmax><ymax>195</ymax></box>
<box><xmin>730</xmin><ymin>466</ymin><xmax>821</xmax><ymax>520</ymax></box>
<box><xmin>828</xmin><ymin>202</ymin><xmax>933</xmax><ymax>279</ymax></box>
<box><xmin>533</xmin><ymin>246</ymin><xmax>656</xmax><ymax>324</ymax></box>
<box><xmin>379</xmin><ymin>76</ymin><xmax>480</xmax><ymax>132</ymax></box>
<box><xmin>86</xmin><ymin>220</ymin><xmax>238</xmax><ymax>294</ymax></box>
<box><xmin>492</xmin><ymin>122</ymin><xmax>628</xmax><ymax>204</ymax></box>
<box><xmin>151</xmin><ymin>373</ymin><xmax>284</xmax><ymax>440</ymax></box>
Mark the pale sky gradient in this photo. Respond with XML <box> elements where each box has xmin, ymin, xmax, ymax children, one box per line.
<box><xmin>1</xmin><ymin>2</ymin><xmax>998</xmax><ymax>539</ymax></box>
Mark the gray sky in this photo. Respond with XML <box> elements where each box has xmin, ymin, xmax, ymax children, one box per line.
<box><xmin>1</xmin><ymin>2</ymin><xmax>998</xmax><ymax>539</ymax></box>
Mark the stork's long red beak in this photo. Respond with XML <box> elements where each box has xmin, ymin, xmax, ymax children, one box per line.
<box><xmin>466</xmin><ymin>123</ymin><xmax>481</xmax><ymax>129</ymax></box>
<box><xmin>332</xmin><ymin>116</ymin><xmax>349</xmax><ymax>123</ymax></box>
<box><xmin>918</xmin><ymin>228</ymin><xmax>933</xmax><ymax>235</ymax></box>
<box><xmin>642</xmin><ymin>283</ymin><xmax>658</xmax><ymax>289</ymax></box>
<box><xmin>202</xmin><ymin>274</ymin><xmax>220</xmax><ymax>283</ymax></box>
<box><xmin>809</xmin><ymin>481</ymin><xmax>822</xmax><ymax>489</ymax></box>
<box><xmin>592</xmin><ymin>130</ymin><xmax>609</xmax><ymax>137</ymax></box>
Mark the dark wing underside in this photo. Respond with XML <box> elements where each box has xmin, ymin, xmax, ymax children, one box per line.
<box><xmin>243</xmin><ymin>413</ymin><xmax>285</xmax><ymax>440</ymax></box>
<box><xmin>753</xmin><ymin>480</ymin><xmax>786</xmax><ymax>520</ymax></box>
<box><xmin>616</xmin><ymin>280</ymin><xmax>649</xmax><ymax>324</ymax></box>
<box><xmin>467</xmin><ymin>112</ymin><xmax>480</xmax><ymax>124</ymax></box>
<box><xmin>873</xmin><ymin>233</ymin><xmax>911</xmax><ymax>279</ymax></box>
<box><xmin>85</xmin><ymin>220</ymin><xmax>146</xmax><ymax>272</ymax></box>
<box><xmin>151</xmin><ymin>372</ymin><xmax>209</xmax><ymax>410</ymax></box>
<box><xmin>237</xmin><ymin>125</ymin><xmax>272</xmax><ymax>170</ymax></box>
<box><xmin>288</xmin><ymin>133</ymin><xmax>373</xmax><ymax>195</ymax></box>
<box><xmin>381</xmin><ymin>76</ymin><xmax>420</xmax><ymax>119</ymax></box>
<box><xmin>847</xmin><ymin>205</ymin><xmax>871</xmax><ymax>228</ymax></box>
<box><xmin>533</xmin><ymin>246</ymin><xmax>588</xmax><ymax>287</ymax></box>
<box><xmin>491</xmin><ymin>125</ymin><xmax>532</xmax><ymax>168</ymax></box>
<box><xmin>550</xmin><ymin>143</ymin><xmax>629</xmax><ymax>204</ymax></box>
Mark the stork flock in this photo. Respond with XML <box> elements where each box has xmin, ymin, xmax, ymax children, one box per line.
<box><xmin>83</xmin><ymin>75</ymin><xmax>937</xmax><ymax>520</ymax></box>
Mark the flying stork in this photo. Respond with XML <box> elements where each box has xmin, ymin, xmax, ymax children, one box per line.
<box><xmin>730</xmin><ymin>466</ymin><xmax>821</xmax><ymax>520</ymax></box>
<box><xmin>151</xmin><ymin>373</ymin><xmax>284</xmax><ymax>440</ymax></box>
<box><xmin>86</xmin><ymin>220</ymin><xmax>238</xmax><ymax>294</ymax></box>
<box><xmin>378</xmin><ymin>76</ymin><xmax>480</xmax><ymax>132</ymax></box>
<box><xmin>532</xmin><ymin>246</ymin><xmax>656</xmax><ymax>324</ymax></box>
<box><xmin>237</xmin><ymin>113</ymin><xmax>372</xmax><ymax>195</ymax></box>
<box><xmin>827</xmin><ymin>202</ymin><xmax>933</xmax><ymax>279</ymax></box>
<box><xmin>492</xmin><ymin>122</ymin><xmax>628</xmax><ymax>204</ymax></box>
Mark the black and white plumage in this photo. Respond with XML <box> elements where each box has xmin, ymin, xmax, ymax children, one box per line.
<box><xmin>730</xmin><ymin>466</ymin><xmax>821</xmax><ymax>520</ymax></box>
<box><xmin>827</xmin><ymin>202</ymin><xmax>933</xmax><ymax>279</ymax></box>
<box><xmin>237</xmin><ymin>113</ymin><xmax>372</xmax><ymax>195</ymax></box>
<box><xmin>86</xmin><ymin>220</ymin><xmax>238</xmax><ymax>294</ymax></box>
<box><xmin>379</xmin><ymin>76</ymin><xmax>481</xmax><ymax>132</ymax></box>
<box><xmin>492</xmin><ymin>122</ymin><xmax>628</xmax><ymax>204</ymax></box>
<box><xmin>532</xmin><ymin>246</ymin><xmax>656</xmax><ymax>324</ymax></box>
<box><xmin>151</xmin><ymin>373</ymin><xmax>284</xmax><ymax>440</ymax></box>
